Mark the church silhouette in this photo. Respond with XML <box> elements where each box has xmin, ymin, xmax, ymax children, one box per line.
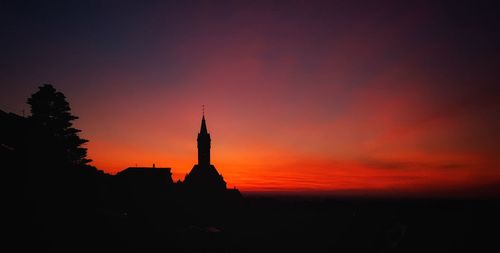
<box><xmin>116</xmin><ymin>113</ymin><xmax>240</xmax><ymax>199</ymax></box>
<box><xmin>184</xmin><ymin>114</ymin><xmax>227</xmax><ymax>192</ymax></box>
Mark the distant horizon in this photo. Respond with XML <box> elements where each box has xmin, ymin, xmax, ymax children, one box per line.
<box><xmin>6</xmin><ymin>102</ymin><xmax>500</xmax><ymax>197</ymax></box>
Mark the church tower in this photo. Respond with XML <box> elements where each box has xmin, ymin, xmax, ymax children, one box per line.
<box><xmin>197</xmin><ymin>115</ymin><xmax>211</xmax><ymax>166</ymax></box>
<box><xmin>184</xmin><ymin>112</ymin><xmax>227</xmax><ymax>192</ymax></box>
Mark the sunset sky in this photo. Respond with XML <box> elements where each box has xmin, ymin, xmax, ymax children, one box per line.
<box><xmin>1</xmin><ymin>0</ymin><xmax>499</xmax><ymax>196</ymax></box>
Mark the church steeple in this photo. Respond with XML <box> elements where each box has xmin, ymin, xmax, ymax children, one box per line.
<box><xmin>200</xmin><ymin>115</ymin><xmax>208</xmax><ymax>134</ymax></box>
<box><xmin>197</xmin><ymin>114</ymin><xmax>211</xmax><ymax>166</ymax></box>
<box><xmin>184</xmin><ymin>110</ymin><xmax>231</xmax><ymax>192</ymax></box>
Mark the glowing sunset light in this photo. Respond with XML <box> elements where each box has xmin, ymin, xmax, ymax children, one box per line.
<box><xmin>1</xmin><ymin>1</ymin><xmax>499</xmax><ymax>196</ymax></box>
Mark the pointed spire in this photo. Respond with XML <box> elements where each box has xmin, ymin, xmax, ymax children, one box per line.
<box><xmin>200</xmin><ymin>114</ymin><xmax>208</xmax><ymax>134</ymax></box>
<box><xmin>197</xmin><ymin>109</ymin><xmax>211</xmax><ymax>166</ymax></box>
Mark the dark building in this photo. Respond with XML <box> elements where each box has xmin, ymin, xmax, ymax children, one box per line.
<box><xmin>184</xmin><ymin>115</ymin><xmax>227</xmax><ymax>192</ymax></box>
<box><xmin>116</xmin><ymin>166</ymin><xmax>174</xmax><ymax>208</ymax></box>
<box><xmin>117</xmin><ymin>166</ymin><xmax>173</xmax><ymax>186</ymax></box>
<box><xmin>117</xmin><ymin>166</ymin><xmax>173</xmax><ymax>194</ymax></box>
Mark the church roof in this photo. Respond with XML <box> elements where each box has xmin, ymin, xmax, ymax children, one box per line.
<box><xmin>200</xmin><ymin>115</ymin><xmax>208</xmax><ymax>134</ymax></box>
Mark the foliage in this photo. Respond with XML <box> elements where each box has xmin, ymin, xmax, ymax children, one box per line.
<box><xmin>27</xmin><ymin>84</ymin><xmax>91</xmax><ymax>165</ymax></box>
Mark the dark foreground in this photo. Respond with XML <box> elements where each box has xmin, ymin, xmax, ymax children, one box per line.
<box><xmin>8</xmin><ymin>193</ymin><xmax>500</xmax><ymax>253</ymax></box>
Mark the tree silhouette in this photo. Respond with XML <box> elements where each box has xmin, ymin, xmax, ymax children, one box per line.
<box><xmin>27</xmin><ymin>84</ymin><xmax>91</xmax><ymax>165</ymax></box>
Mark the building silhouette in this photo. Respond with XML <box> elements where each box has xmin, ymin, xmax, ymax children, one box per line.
<box><xmin>117</xmin><ymin>166</ymin><xmax>173</xmax><ymax>190</ymax></box>
<box><xmin>184</xmin><ymin>114</ymin><xmax>227</xmax><ymax>192</ymax></box>
<box><xmin>116</xmin><ymin>166</ymin><xmax>174</xmax><ymax>213</ymax></box>
<box><xmin>114</xmin><ymin>113</ymin><xmax>239</xmax><ymax>197</ymax></box>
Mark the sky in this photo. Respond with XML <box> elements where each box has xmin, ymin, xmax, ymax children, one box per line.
<box><xmin>1</xmin><ymin>0</ymin><xmax>500</xmax><ymax>196</ymax></box>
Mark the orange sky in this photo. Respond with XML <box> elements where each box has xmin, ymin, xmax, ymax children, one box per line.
<box><xmin>1</xmin><ymin>1</ymin><xmax>500</xmax><ymax>196</ymax></box>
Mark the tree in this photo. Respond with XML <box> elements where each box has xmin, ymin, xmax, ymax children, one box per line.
<box><xmin>27</xmin><ymin>84</ymin><xmax>91</xmax><ymax>165</ymax></box>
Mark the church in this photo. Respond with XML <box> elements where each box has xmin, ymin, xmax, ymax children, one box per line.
<box><xmin>183</xmin><ymin>114</ymin><xmax>228</xmax><ymax>192</ymax></box>
<box><xmin>117</xmin><ymin>113</ymin><xmax>236</xmax><ymax>196</ymax></box>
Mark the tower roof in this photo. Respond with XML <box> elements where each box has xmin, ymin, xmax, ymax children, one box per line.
<box><xmin>200</xmin><ymin>115</ymin><xmax>208</xmax><ymax>134</ymax></box>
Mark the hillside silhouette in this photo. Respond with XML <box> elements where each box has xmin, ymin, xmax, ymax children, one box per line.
<box><xmin>2</xmin><ymin>84</ymin><xmax>499</xmax><ymax>252</ymax></box>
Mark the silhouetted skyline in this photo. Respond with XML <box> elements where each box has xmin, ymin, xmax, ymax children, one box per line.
<box><xmin>3</xmin><ymin>3</ymin><xmax>500</xmax><ymax>252</ymax></box>
<box><xmin>1</xmin><ymin>0</ymin><xmax>500</xmax><ymax>196</ymax></box>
